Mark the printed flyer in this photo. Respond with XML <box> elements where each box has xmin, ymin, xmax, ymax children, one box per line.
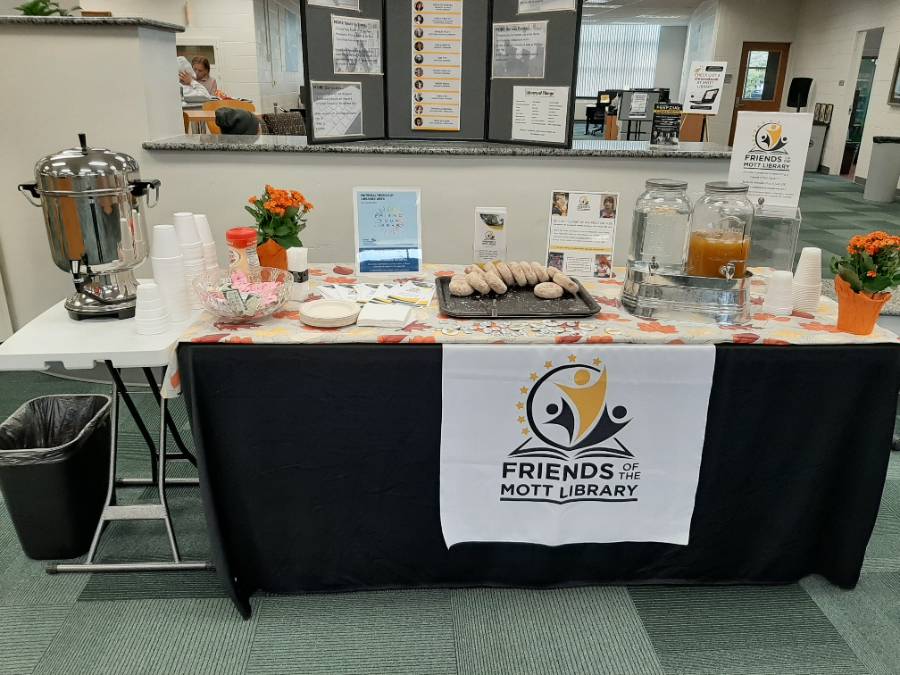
<box><xmin>492</xmin><ymin>21</ymin><xmax>547</xmax><ymax>79</ymax></box>
<box><xmin>310</xmin><ymin>81</ymin><xmax>363</xmax><ymax>138</ymax></box>
<box><xmin>650</xmin><ymin>103</ymin><xmax>682</xmax><ymax>147</ymax></box>
<box><xmin>728</xmin><ymin>111</ymin><xmax>813</xmax><ymax>208</ymax></box>
<box><xmin>685</xmin><ymin>61</ymin><xmax>727</xmax><ymax>114</ymax></box>
<box><xmin>354</xmin><ymin>188</ymin><xmax>423</xmax><ymax>273</ymax></box>
<box><xmin>411</xmin><ymin>0</ymin><xmax>463</xmax><ymax>131</ymax></box>
<box><xmin>331</xmin><ymin>15</ymin><xmax>382</xmax><ymax>74</ymax></box>
<box><xmin>546</xmin><ymin>190</ymin><xmax>618</xmax><ymax>278</ymax></box>
<box><xmin>511</xmin><ymin>86</ymin><xmax>569</xmax><ymax>144</ymax></box>
<box><xmin>473</xmin><ymin>207</ymin><xmax>508</xmax><ymax>263</ymax></box>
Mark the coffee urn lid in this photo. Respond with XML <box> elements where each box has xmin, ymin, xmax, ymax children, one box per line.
<box><xmin>33</xmin><ymin>133</ymin><xmax>139</xmax><ymax>191</ymax></box>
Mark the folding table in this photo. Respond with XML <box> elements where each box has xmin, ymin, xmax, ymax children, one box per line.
<box><xmin>0</xmin><ymin>298</ymin><xmax>212</xmax><ymax>573</ymax></box>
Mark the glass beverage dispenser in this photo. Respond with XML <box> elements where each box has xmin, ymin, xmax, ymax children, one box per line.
<box><xmin>628</xmin><ymin>179</ymin><xmax>692</xmax><ymax>274</ymax></box>
<box><xmin>687</xmin><ymin>181</ymin><xmax>754</xmax><ymax>279</ymax></box>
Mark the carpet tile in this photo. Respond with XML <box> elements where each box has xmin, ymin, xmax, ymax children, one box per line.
<box><xmin>33</xmin><ymin>598</ymin><xmax>258</xmax><ymax>675</ymax></box>
<box><xmin>628</xmin><ymin>585</ymin><xmax>868</xmax><ymax>674</ymax></box>
<box><xmin>245</xmin><ymin>590</ymin><xmax>457</xmax><ymax>675</ymax></box>
<box><xmin>452</xmin><ymin>586</ymin><xmax>663</xmax><ymax>675</ymax></box>
<box><xmin>0</xmin><ymin>607</ymin><xmax>69</xmax><ymax>675</ymax></box>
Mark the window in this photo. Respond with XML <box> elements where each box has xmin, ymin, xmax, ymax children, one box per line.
<box><xmin>576</xmin><ymin>24</ymin><xmax>661</xmax><ymax>97</ymax></box>
<box><xmin>741</xmin><ymin>50</ymin><xmax>781</xmax><ymax>101</ymax></box>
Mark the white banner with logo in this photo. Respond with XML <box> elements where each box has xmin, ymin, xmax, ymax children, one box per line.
<box><xmin>440</xmin><ymin>345</ymin><xmax>715</xmax><ymax>547</ymax></box>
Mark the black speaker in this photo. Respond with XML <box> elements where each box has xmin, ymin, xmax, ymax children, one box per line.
<box><xmin>787</xmin><ymin>77</ymin><xmax>813</xmax><ymax>110</ymax></box>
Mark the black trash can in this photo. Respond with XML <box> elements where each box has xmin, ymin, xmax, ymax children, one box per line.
<box><xmin>0</xmin><ymin>395</ymin><xmax>111</xmax><ymax>560</ymax></box>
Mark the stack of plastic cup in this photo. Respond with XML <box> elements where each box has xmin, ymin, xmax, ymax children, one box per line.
<box><xmin>134</xmin><ymin>282</ymin><xmax>169</xmax><ymax>336</ymax></box>
<box><xmin>150</xmin><ymin>224</ymin><xmax>191</xmax><ymax>322</ymax></box>
<box><xmin>792</xmin><ymin>247</ymin><xmax>822</xmax><ymax>314</ymax></box>
<box><xmin>193</xmin><ymin>214</ymin><xmax>219</xmax><ymax>272</ymax></box>
<box><xmin>173</xmin><ymin>212</ymin><xmax>204</xmax><ymax>309</ymax></box>
<box><xmin>763</xmin><ymin>270</ymin><xmax>794</xmax><ymax>316</ymax></box>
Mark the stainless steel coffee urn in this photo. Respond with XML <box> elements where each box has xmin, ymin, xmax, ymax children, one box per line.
<box><xmin>18</xmin><ymin>134</ymin><xmax>160</xmax><ymax>320</ymax></box>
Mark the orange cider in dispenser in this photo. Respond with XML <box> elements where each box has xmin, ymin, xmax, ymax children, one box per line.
<box><xmin>687</xmin><ymin>231</ymin><xmax>751</xmax><ymax>278</ymax></box>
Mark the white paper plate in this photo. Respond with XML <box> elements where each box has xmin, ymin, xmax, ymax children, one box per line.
<box><xmin>299</xmin><ymin>300</ymin><xmax>360</xmax><ymax>328</ymax></box>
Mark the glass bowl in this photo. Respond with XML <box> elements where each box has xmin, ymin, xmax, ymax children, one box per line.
<box><xmin>193</xmin><ymin>267</ymin><xmax>293</xmax><ymax>323</ymax></box>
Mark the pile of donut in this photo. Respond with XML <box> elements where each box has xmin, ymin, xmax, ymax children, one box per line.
<box><xmin>448</xmin><ymin>261</ymin><xmax>579</xmax><ymax>299</ymax></box>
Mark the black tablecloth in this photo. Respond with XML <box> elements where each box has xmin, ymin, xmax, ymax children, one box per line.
<box><xmin>180</xmin><ymin>343</ymin><xmax>900</xmax><ymax>618</ymax></box>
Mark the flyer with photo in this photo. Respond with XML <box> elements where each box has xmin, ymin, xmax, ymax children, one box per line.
<box><xmin>685</xmin><ymin>61</ymin><xmax>727</xmax><ymax>114</ymax></box>
<box><xmin>411</xmin><ymin>0</ymin><xmax>463</xmax><ymax>131</ymax></box>
<box><xmin>650</xmin><ymin>103</ymin><xmax>682</xmax><ymax>147</ymax></box>
<box><xmin>331</xmin><ymin>15</ymin><xmax>382</xmax><ymax>74</ymax></box>
<box><xmin>354</xmin><ymin>188</ymin><xmax>423</xmax><ymax>273</ymax></box>
<box><xmin>546</xmin><ymin>191</ymin><xmax>618</xmax><ymax>278</ymax></box>
<box><xmin>492</xmin><ymin>21</ymin><xmax>547</xmax><ymax>79</ymax></box>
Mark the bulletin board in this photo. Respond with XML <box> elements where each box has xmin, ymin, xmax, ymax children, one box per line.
<box><xmin>384</xmin><ymin>0</ymin><xmax>491</xmax><ymax>141</ymax></box>
<box><xmin>300</xmin><ymin>0</ymin><xmax>582</xmax><ymax>147</ymax></box>
<box><xmin>300</xmin><ymin>0</ymin><xmax>386</xmax><ymax>143</ymax></box>
<box><xmin>486</xmin><ymin>0</ymin><xmax>582</xmax><ymax>148</ymax></box>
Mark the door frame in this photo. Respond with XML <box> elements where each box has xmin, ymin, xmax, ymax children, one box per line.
<box><xmin>729</xmin><ymin>41</ymin><xmax>791</xmax><ymax>145</ymax></box>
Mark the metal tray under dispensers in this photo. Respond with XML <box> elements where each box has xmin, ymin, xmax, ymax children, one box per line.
<box><xmin>435</xmin><ymin>276</ymin><xmax>602</xmax><ymax>319</ymax></box>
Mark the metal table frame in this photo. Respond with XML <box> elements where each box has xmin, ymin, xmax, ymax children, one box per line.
<box><xmin>47</xmin><ymin>363</ymin><xmax>212</xmax><ymax>574</ymax></box>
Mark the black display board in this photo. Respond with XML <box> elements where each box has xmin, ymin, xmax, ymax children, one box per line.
<box><xmin>486</xmin><ymin>0</ymin><xmax>582</xmax><ymax>148</ymax></box>
<box><xmin>300</xmin><ymin>0</ymin><xmax>386</xmax><ymax>143</ymax></box>
<box><xmin>301</xmin><ymin>0</ymin><xmax>582</xmax><ymax>147</ymax></box>
<box><xmin>384</xmin><ymin>0</ymin><xmax>490</xmax><ymax>141</ymax></box>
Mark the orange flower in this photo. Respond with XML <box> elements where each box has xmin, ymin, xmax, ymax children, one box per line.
<box><xmin>248</xmin><ymin>195</ymin><xmax>258</xmax><ymax>204</ymax></box>
<box><xmin>867</xmin><ymin>270</ymin><xmax>877</xmax><ymax>277</ymax></box>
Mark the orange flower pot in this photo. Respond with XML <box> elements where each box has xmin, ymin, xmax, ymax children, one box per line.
<box><xmin>257</xmin><ymin>239</ymin><xmax>288</xmax><ymax>270</ymax></box>
<box><xmin>834</xmin><ymin>275</ymin><xmax>891</xmax><ymax>335</ymax></box>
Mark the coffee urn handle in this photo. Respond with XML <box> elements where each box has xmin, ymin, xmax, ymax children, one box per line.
<box><xmin>17</xmin><ymin>183</ymin><xmax>41</xmax><ymax>207</ymax></box>
<box><xmin>130</xmin><ymin>179</ymin><xmax>161</xmax><ymax>208</ymax></box>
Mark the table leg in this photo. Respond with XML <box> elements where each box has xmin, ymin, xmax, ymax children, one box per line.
<box><xmin>46</xmin><ymin>367</ymin><xmax>212</xmax><ymax>575</ymax></box>
<box><xmin>142</xmin><ymin>367</ymin><xmax>197</xmax><ymax>467</ymax></box>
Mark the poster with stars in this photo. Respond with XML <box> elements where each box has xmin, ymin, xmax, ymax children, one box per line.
<box><xmin>439</xmin><ymin>344</ymin><xmax>714</xmax><ymax>546</ymax></box>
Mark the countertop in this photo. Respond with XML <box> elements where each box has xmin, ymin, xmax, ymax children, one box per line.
<box><xmin>143</xmin><ymin>135</ymin><xmax>733</xmax><ymax>159</ymax></box>
<box><xmin>0</xmin><ymin>15</ymin><xmax>184</xmax><ymax>32</ymax></box>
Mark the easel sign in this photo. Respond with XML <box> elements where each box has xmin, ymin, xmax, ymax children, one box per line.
<box><xmin>685</xmin><ymin>61</ymin><xmax>727</xmax><ymax>115</ymax></box>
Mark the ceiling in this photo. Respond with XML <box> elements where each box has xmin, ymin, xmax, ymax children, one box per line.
<box><xmin>582</xmin><ymin>0</ymin><xmax>705</xmax><ymax>25</ymax></box>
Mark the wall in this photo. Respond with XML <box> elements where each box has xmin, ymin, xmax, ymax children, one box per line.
<box><xmin>255</xmin><ymin>0</ymin><xmax>305</xmax><ymax>112</ymax></box>
<box><xmin>76</xmin><ymin>0</ymin><xmax>264</xmax><ymax>105</ymax></box>
<box><xmin>655</xmin><ymin>26</ymin><xmax>688</xmax><ymax>97</ymax></box>
<box><xmin>679</xmin><ymin>0</ymin><xmax>718</xmax><ymax>104</ymax></box>
<box><xmin>0</xmin><ymin>23</ymin><xmax>183</xmax><ymax>329</ymax></box>
<box><xmin>786</xmin><ymin>0</ymin><xmax>900</xmax><ymax>186</ymax></box>
<box><xmin>705</xmin><ymin>0</ymin><xmax>798</xmax><ymax>145</ymax></box>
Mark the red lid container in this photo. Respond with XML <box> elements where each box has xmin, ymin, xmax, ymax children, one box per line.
<box><xmin>226</xmin><ymin>227</ymin><xmax>258</xmax><ymax>249</ymax></box>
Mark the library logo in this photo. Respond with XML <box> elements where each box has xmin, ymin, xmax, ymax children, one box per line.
<box><xmin>754</xmin><ymin>122</ymin><xmax>789</xmax><ymax>152</ymax></box>
<box><xmin>500</xmin><ymin>356</ymin><xmax>640</xmax><ymax>505</ymax></box>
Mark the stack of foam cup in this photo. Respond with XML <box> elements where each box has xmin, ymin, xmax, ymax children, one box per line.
<box><xmin>173</xmin><ymin>212</ymin><xmax>205</xmax><ymax>309</ymax></box>
<box><xmin>134</xmin><ymin>281</ymin><xmax>169</xmax><ymax>336</ymax></box>
<box><xmin>193</xmin><ymin>214</ymin><xmax>219</xmax><ymax>273</ymax></box>
<box><xmin>792</xmin><ymin>246</ymin><xmax>822</xmax><ymax>314</ymax></box>
<box><xmin>763</xmin><ymin>270</ymin><xmax>794</xmax><ymax>316</ymax></box>
<box><xmin>150</xmin><ymin>224</ymin><xmax>191</xmax><ymax>322</ymax></box>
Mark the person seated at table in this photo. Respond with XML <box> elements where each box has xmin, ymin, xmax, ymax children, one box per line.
<box><xmin>191</xmin><ymin>56</ymin><xmax>218</xmax><ymax>96</ymax></box>
<box><xmin>177</xmin><ymin>56</ymin><xmax>212</xmax><ymax>102</ymax></box>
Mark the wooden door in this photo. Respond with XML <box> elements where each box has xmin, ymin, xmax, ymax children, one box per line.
<box><xmin>729</xmin><ymin>42</ymin><xmax>791</xmax><ymax>145</ymax></box>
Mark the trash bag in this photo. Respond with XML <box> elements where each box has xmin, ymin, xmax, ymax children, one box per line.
<box><xmin>0</xmin><ymin>395</ymin><xmax>111</xmax><ymax>559</ymax></box>
<box><xmin>0</xmin><ymin>395</ymin><xmax>110</xmax><ymax>465</ymax></box>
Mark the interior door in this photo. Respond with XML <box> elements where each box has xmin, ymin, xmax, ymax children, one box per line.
<box><xmin>729</xmin><ymin>42</ymin><xmax>791</xmax><ymax>145</ymax></box>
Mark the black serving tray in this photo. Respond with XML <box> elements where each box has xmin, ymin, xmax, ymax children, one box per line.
<box><xmin>435</xmin><ymin>276</ymin><xmax>602</xmax><ymax>319</ymax></box>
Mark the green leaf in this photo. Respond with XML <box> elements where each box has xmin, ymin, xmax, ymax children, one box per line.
<box><xmin>839</xmin><ymin>266</ymin><xmax>863</xmax><ymax>292</ymax></box>
<box><xmin>285</xmin><ymin>206</ymin><xmax>299</xmax><ymax>219</ymax></box>
<box><xmin>859</xmin><ymin>252</ymin><xmax>876</xmax><ymax>272</ymax></box>
<box><xmin>275</xmin><ymin>234</ymin><xmax>303</xmax><ymax>250</ymax></box>
<box><xmin>244</xmin><ymin>205</ymin><xmax>260</xmax><ymax>219</ymax></box>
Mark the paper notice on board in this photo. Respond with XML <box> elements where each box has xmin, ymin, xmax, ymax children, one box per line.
<box><xmin>492</xmin><ymin>21</ymin><xmax>547</xmax><ymax>78</ymax></box>
<box><xmin>511</xmin><ymin>86</ymin><xmax>568</xmax><ymax>144</ymax></box>
<box><xmin>473</xmin><ymin>207</ymin><xmax>508</xmax><ymax>263</ymax></box>
<box><xmin>311</xmin><ymin>81</ymin><xmax>363</xmax><ymax>138</ymax></box>
<box><xmin>412</xmin><ymin>0</ymin><xmax>463</xmax><ymax>131</ymax></box>
<box><xmin>546</xmin><ymin>191</ymin><xmax>618</xmax><ymax>279</ymax></box>
<box><xmin>518</xmin><ymin>0</ymin><xmax>576</xmax><ymax>12</ymax></box>
<box><xmin>332</xmin><ymin>15</ymin><xmax>382</xmax><ymax>74</ymax></box>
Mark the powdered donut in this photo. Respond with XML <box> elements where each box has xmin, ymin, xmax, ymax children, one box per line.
<box><xmin>465</xmin><ymin>265</ymin><xmax>485</xmax><ymax>277</ymax></box>
<box><xmin>533</xmin><ymin>282</ymin><xmax>564</xmax><ymax>299</ymax></box>
<box><xmin>508</xmin><ymin>262</ymin><xmax>528</xmax><ymax>287</ymax></box>
<box><xmin>483</xmin><ymin>270</ymin><xmax>508</xmax><ymax>294</ymax></box>
<box><xmin>449</xmin><ymin>275</ymin><xmax>474</xmax><ymax>297</ymax></box>
<box><xmin>493</xmin><ymin>261</ymin><xmax>514</xmax><ymax>286</ymax></box>
<box><xmin>466</xmin><ymin>271</ymin><xmax>490</xmax><ymax>294</ymax></box>
<box><xmin>552</xmin><ymin>272</ymin><xmax>580</xmax><ymax>295</ymax></box>
<box><xmin>530</xmin><ymin>262</ymin><xmax>550</xmax><ymax>283</ymax></box>
<box><xmin>520</xmin><ymin>262</ymin><xmax>538</xmax><ymax>286</ymax></box>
